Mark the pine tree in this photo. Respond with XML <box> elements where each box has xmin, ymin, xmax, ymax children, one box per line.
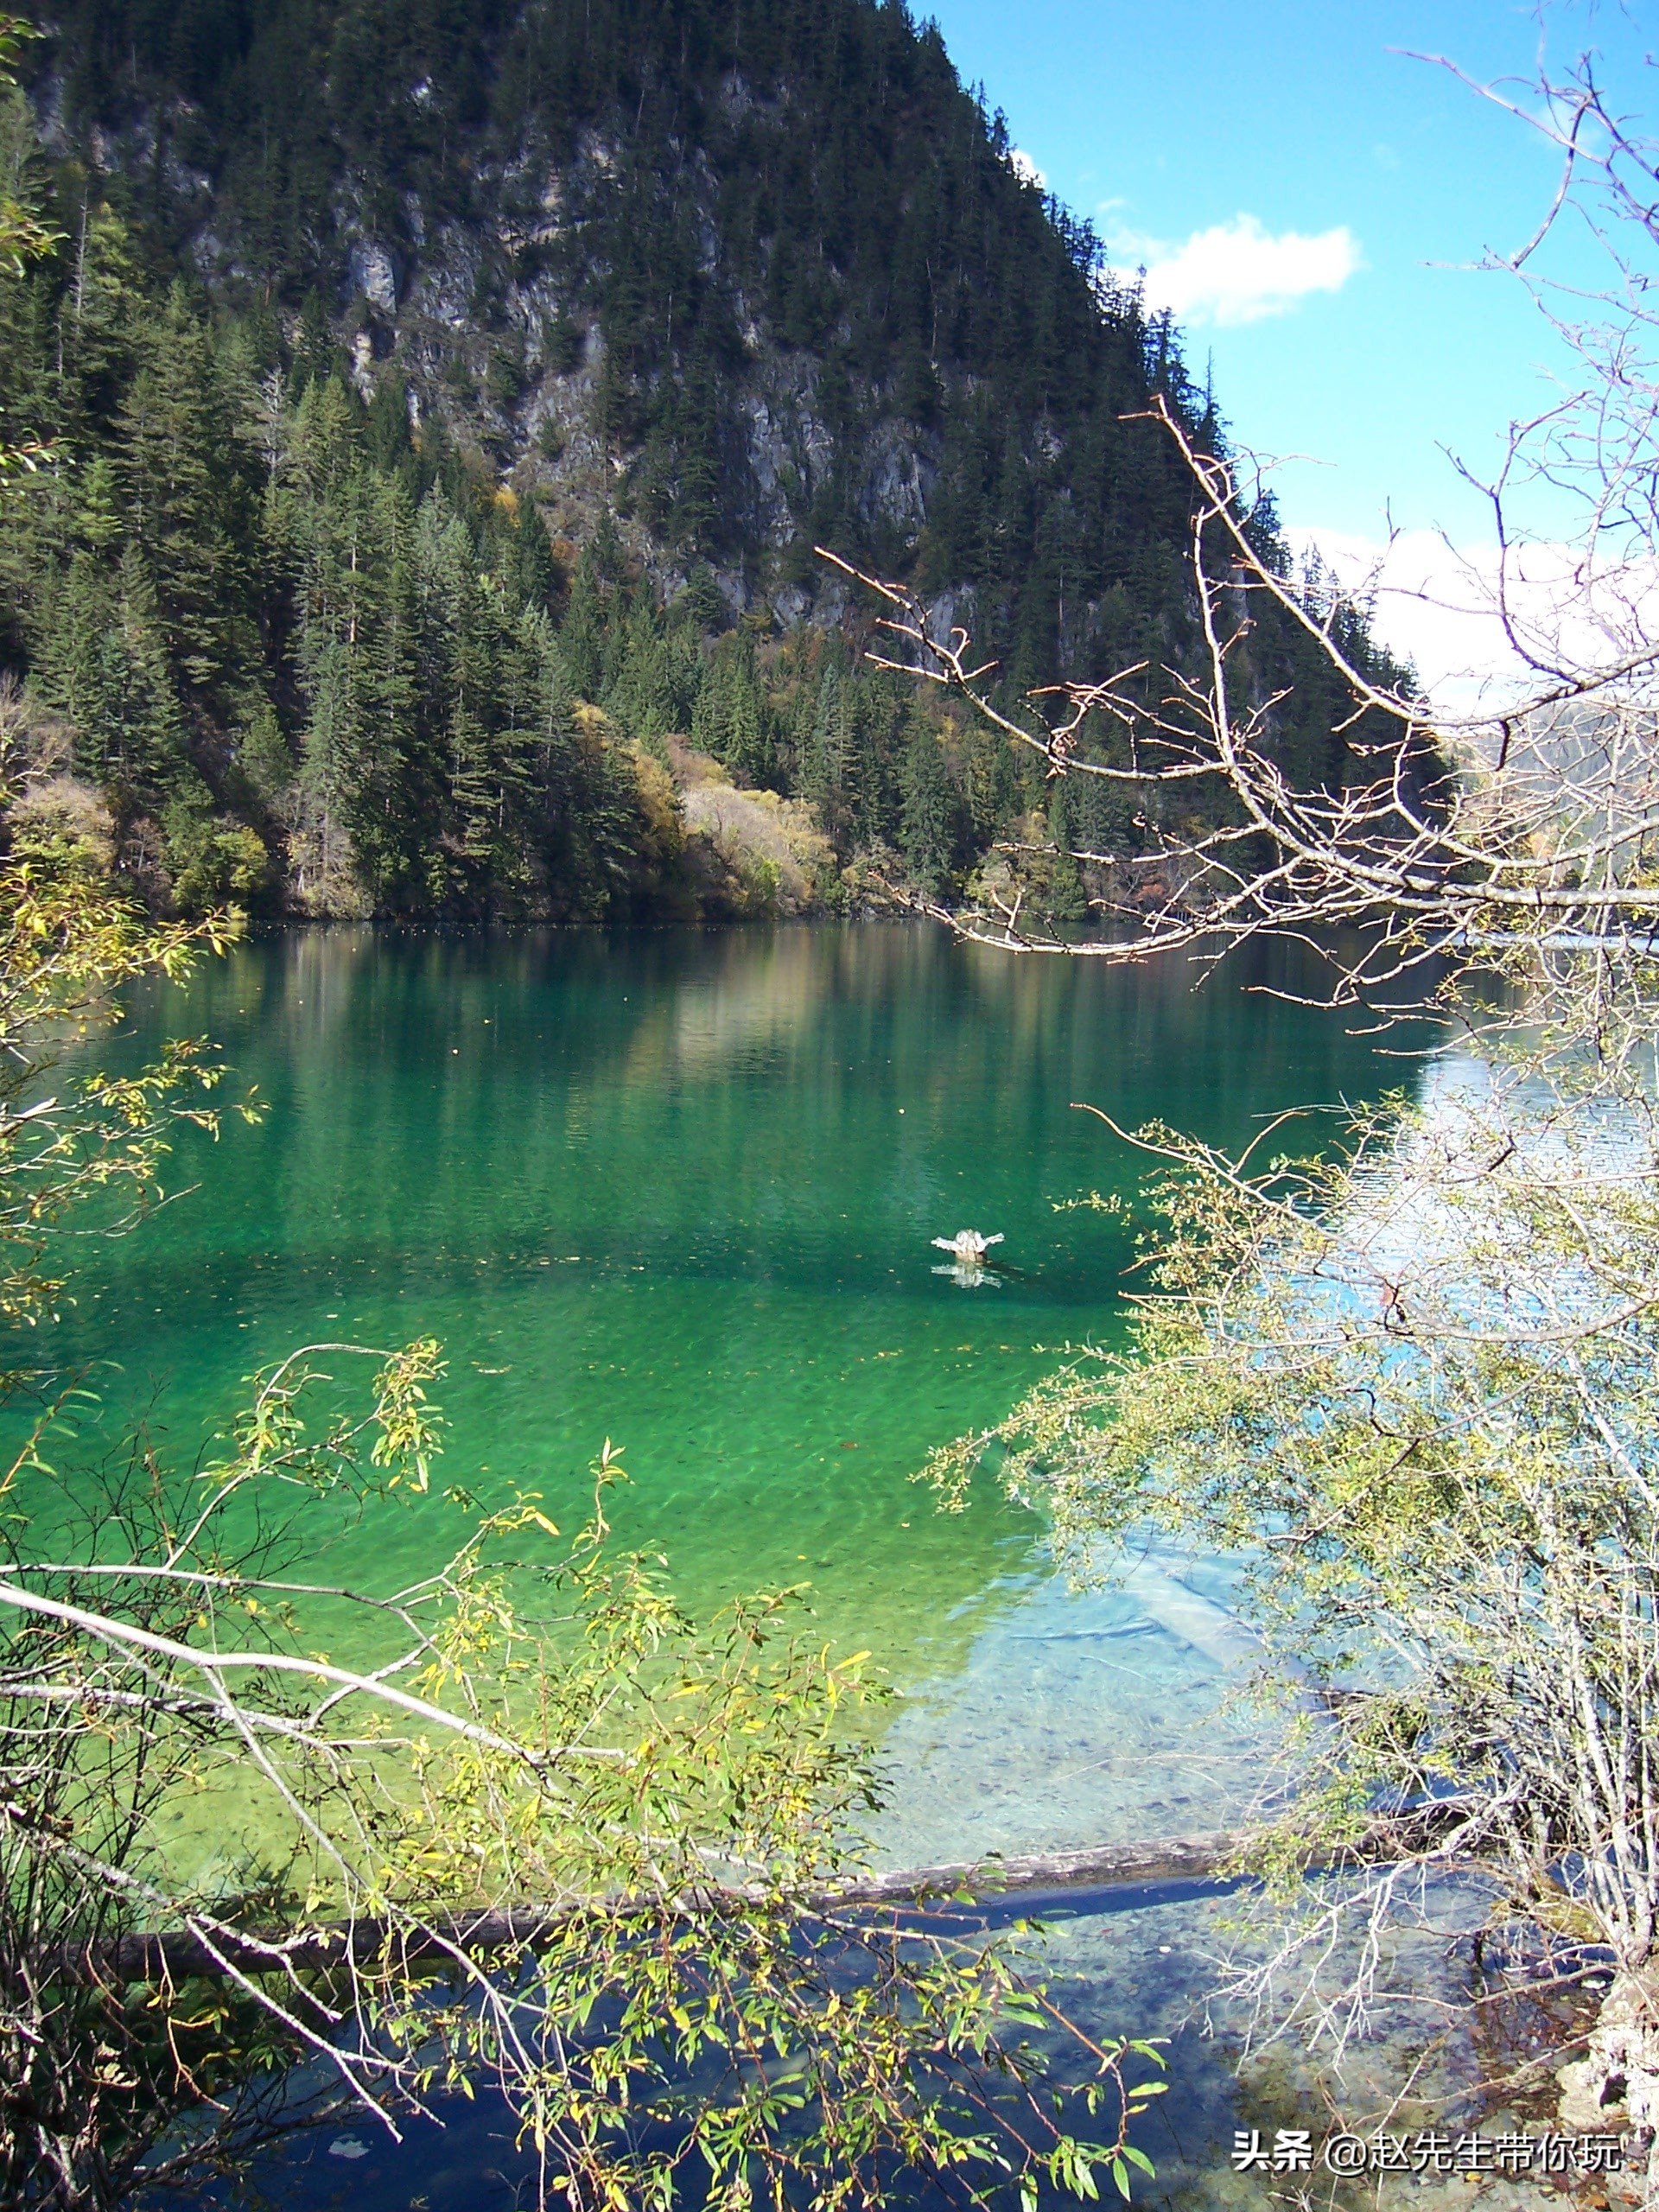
<box><xmin>690</xmin><ymin>629</ymin><xmax>772</xmax><ymax>786</ymax></box>
<box><xmin>117</xmin><ymin>285</ymin><xmax>252</xmax><ymax>709</ymax></box>
<box><xmin>293</xmin><ymin>461</ymin><xmax>385</xmax><ymax>895</ymax></box>
<box><xmin>559</xmin><ymin>545</ymin><xmax>606</xmax><ymax>703</ymax></box>
<box><xmin>346</xmin><ymin>470</ymin><xmax>427</xmax><ymax>903</ymax></box>
<box><xmin>32</xmin><ymin>544</ymin><xmax>184</xmax><ymax>794</ymax></box>
<box><xmin>48</xmin><ymin>203</ymin><xmax>137</xmax><ymax>448</ymax></box>
<box><xmin>802</xmin><ymin>652</ymin><xmax>855</xmax><ymax>847</ymax></box>
<box><xmin>1040</xmin><ymin>781</ymin><xmax>1085</xmax><ymax>925</ymax></box>
<box><xmin>725</xmin><ymin>632</ymin><xmax>772</xmax><ymax>787</ymax></box>
<box><xmin>606</xmin><ymin>594</ymin><xmax>672</xmax><ymax>749</ymax></box>
<box><xmin>899</xmin><ymin>716</ymin><xmax>954</xmax><ymax>893</ymax></box>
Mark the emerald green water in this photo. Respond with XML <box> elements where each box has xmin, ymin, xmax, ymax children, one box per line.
<box><xmin>42</xmin><ymin>921</ymin><xmax>1401</xmax><ymax>1711</ymax></box>
<box><xmin>40</xmin><ymin>922</ymin><xmax>1464</xmax><ymax>2209</ymax></box>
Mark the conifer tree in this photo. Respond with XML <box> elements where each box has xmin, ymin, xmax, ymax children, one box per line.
<box><xmin>899</xmin><ymin>715</ymin><xmax>955</xmax><ymax>892</ymax></box>
<box><xmin>559</xmin><ymin>544</ymin><xmax>606</xmax><ymax>703</ymax></box>
<box><xmin>117</xmin><ymin>286</ymin><xmax>251</xmax><ymax>709</ymax></box>
<box><xmin>606</xmin><ymin>593</ymin><xmax>672</xmax><ymax>747</ymax></box>
<box><xmin>35</xmin><ymin>543</ymin><xmax>187</xmax><ymax>792</ymax></box>
<box><xmin>1041</xmin><ymin>780</ymin><xmax>1085</xmax><ymax>925</ymax></box>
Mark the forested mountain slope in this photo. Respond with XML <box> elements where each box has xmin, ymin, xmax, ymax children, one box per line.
<box><xmin>0</xmin><ymin>0</ymin><xmax>1410</xmax><ymax>921</ymax></box>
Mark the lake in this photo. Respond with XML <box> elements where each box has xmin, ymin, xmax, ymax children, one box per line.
<box><xmin>49</xmin><ymin>921</ymin><xmax>1395</xmax><ymax>1687</ymax></box>
<box><xmin>41</xmin><ymin>922</ymin><xmax>1471</xmax><ymax>2209</ymax></box>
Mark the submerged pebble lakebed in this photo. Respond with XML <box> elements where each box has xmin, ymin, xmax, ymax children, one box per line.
<box><xmin>37</xmin><ymin>922</ymin><xmax>1560</xmax><ymax>2209</ymax></box>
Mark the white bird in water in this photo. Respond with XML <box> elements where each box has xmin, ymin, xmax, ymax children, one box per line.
<box><xmin>931</xmin><ymin>1230</ymin><xmax>1005</xmax><ymax>1287</ymax></box>
<box><xmin>931</xmin><ymin>1230</ymin><xmax>1004</xmax><ymax>1263</ymax></box>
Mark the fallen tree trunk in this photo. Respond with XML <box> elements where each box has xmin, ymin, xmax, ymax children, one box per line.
<box><xmin>67</xmin><ymin>1829</ymin><xmax>1250</xmax><ymax>1984</ymax></box>
<box><xmin>833</xmin><ymin>1827</ymin><xmax>1253</xmax><ymax>1905</ymax></box>
<box><xmin>70</xmin><ymin>1808</ymin><xmax>1480</xmax><ymax>1985</ymax></box>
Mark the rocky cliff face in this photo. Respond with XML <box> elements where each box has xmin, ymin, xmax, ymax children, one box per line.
<box><xmin>31</xmin><ymin>0</ymin><xmax>1201</xmax><ymax>675</ymax></box>
<box><xmin>356</xmin><ymin>134</ymin><xmax>888</xmax><ymax>617</ymax></box>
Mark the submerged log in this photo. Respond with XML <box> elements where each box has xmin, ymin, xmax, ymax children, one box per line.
<box><xmin>70</xmin><ymin>1806</ymin><xmax>1479</xmax><ymax>1985</ymax></box>
<box><xmin>68</xmin><ymin>1830</ymin><xmax>1251</xmax><ymax>1985</ymax></box>
<box><xmin>831</xmin><ymin>1827</ymin><xmax>1253</xmax><ymax>1904</ymax></box>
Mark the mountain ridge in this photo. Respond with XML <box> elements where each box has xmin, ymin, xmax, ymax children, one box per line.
<box><xmin>0</xmin><ymin>0</ymin><xmax>1411</xmax><ymax>923</ymax></box>
<box><xmin>25</xmin><ymin>0</ymin><xmax>1205</xmax><ymax>641</ymax></box>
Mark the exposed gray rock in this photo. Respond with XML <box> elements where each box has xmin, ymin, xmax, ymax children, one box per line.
<box><xmin>346</xmin><ymin>240</ymin><xmax>400</xmax><ymax>313</ymax></box>
<box><xmin>50</xmin><ymin>79</ymin><xmax>971</xmax><ymax>607</ymax></box>
<box><xmin>1557</xmin><ymin>1973</ymin><xmax>1659</xmax><ymax>2198</ymax></box>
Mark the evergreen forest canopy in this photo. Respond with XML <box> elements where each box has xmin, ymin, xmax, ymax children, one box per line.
<box><xmin>0</xmin><ymin>0</ymin><xmax>1413</xmax><ymax>921</ymax></box>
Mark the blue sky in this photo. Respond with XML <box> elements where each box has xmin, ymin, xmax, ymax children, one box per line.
<box><xmin>921</xmin><ymin>2</ymin><xmax>1655</xmax><ymax>684</ymax></box>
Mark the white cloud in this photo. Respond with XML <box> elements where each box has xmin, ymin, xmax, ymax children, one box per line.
<box><xmin>1131</xmin><ymin>214</ymin><xmax>1362</xmax><ymax>328</ymax></box>
<box><xmin>1287</xmin><ymin>527</ymin><xmax>1514</xmax><ymax>712</ymax></box>
<box><xmin>1287</xmin><ymin>525</ymin><xmax>1659</xmax><ymax>720</ymax></box>
<box><xmin>1009</xmin><ymin>148</ymin><xmax>1046</xmax><ymax>190</ymax></box>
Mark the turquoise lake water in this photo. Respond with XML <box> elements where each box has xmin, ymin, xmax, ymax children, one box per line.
<box><xmin>35</xmin><ymin>922</ymin><xmax>1482</xmax><ymax>2210</ymax></box>
<box><xmin>46</xmin><ymin>921</ymin><xmax>1399</xmax><ymax>1699</ymax></box>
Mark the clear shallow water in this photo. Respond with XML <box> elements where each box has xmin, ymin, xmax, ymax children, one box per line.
<box><xmin>188</xmin><ymin>1881</ymin><xmax>1513</xmax><ymax>2212</ymax></box>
